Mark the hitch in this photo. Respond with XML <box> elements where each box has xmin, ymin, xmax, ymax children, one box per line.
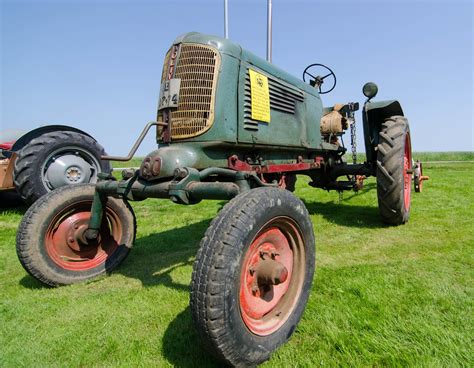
<box><xmin>413</xmin><ymin>160</ymin><xmax>429</xmax><ymax>192</ymax></box>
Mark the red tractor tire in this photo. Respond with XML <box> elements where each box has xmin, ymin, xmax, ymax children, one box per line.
<box><xmin>16</xmin><ymin>184</ymin><xmax>135</xmax><ymax>286</ymax></box>
<box><xmin>190</xmin><ymin>187</ymin><xmax>315</xmax><ymax>366</ymax></box>
<box><xmin>376</xmin><ymin>116</ymin><xmax>412</xmax><ymax>225</ymax></box>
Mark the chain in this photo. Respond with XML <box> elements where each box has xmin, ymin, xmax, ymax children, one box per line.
<box><xmin>350</xmin><ymin>110</ymin><xmax>357</xmax><ymax>164</ymax></box>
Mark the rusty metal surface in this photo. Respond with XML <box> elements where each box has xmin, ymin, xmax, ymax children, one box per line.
<box><xmin>0</xmin><ymin>155</ymin><xmax>15</xmax><ymax>190</ymax></box>
<box><xmin>228</xmin><ymin>155</ymin><xmax>323</xmax><ymax>174</ymax></box>
<box><xmin>158</xmin><ymin>43</ymin><xmax>221</xmax><ymax>139</ymax></box>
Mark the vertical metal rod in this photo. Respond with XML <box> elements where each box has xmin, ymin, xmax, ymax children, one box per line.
<box><xmin>224</xmin><ymin>0</ymin><xmax>229</xmax><ymax>39</ymax></box>
<box><xmin>266</xmin><ymin>0</ymin><xmax>272</xmax><ymax>62</ymax></box>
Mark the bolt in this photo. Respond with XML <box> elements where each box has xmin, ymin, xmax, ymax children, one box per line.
<box><xmin>67</xmin><ymin>237</ymin><xmax>74</xmax><ymax>244</ymax></box>
<box><xmin>174</xmin><ymin>168</ymin><xmax>187</xmax><ymax>179</ymax></box>
<box><xmin>249</xmin><ymin>266</ymin><xmax>255</xmax><ymax>275</ymax></box>
<box><xmin>251</xmin><ymin>286</ymin><xmax>259</xmax><ymax>294</ymax></box>
<box><xmin>74</xmin><ymin>224</ymin><xmax>79</xmax><ymax>230</ymax></box>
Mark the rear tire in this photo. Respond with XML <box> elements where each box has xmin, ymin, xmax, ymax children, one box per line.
<box><xmin>13</xmin><ymin>131</ymin><xmax>110</xmax><ymax>205</ymax></box>
<box><xmin>190</xmin><ymin>187</ymin><xmax>315</xmax><ymax>366</ymax></box>
<box><xmin>376</xmin><ymin>116</ymin><xmax>412</xmax><ymax>225</ymax></box>
<box><xmin>16</xmin><ymin>184</ymin><xmax>135</xmax><ymax>286</ymax></box>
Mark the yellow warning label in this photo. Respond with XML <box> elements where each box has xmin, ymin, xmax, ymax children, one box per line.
<box><xmin>249</xmin><ymin>69</ymin><xmax>270</xmax><ymax>123</ymax></box>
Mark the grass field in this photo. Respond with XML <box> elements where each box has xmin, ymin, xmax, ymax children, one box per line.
<box><xmin>1</xmin><ymin>153</ymin><xmax>473</xmax><ymax>367</ymax></box>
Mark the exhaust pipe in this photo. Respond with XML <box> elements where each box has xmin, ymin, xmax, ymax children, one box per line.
<box><xmin>267</xmin><ymin>0</ymin><xmax>272</xmax><ymax>62</ymax></box>
<box><xmin>224</xmin><ymin>0</ymin><xmax>229</xmax><ymax>39</ymax></box>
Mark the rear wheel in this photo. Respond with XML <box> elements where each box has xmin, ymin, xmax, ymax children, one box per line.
<box><xmin>190</xmin><ymin>187</ymin><xmax>315</xmax><ymax>366</ymax></box>
<box><xmin>16</xmin><ymin>184</ymin><xmax>135</xmax><ymax>286</ymax></box>
<box><xmin>13</xmin><ymin>131</ymin><xmax>110</xmax><ymax>205</ymax></box>
<box><xmin>376</xmin><ymin>116</ymin><xmax>412</xmax><ymax>225</ymax></box>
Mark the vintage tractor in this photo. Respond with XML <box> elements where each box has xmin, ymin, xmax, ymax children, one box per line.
<box><xmin>16</xmin><ymin>33</ymin><xmax>427</xmax><ymax>366</ymax></box>
<box><xmin>1</xmin><ymin>126</ymin><xmax>110</xmax><ymax>205</ymax></box>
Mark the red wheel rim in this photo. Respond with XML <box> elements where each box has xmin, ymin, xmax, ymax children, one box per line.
<box><xmin>45</xmin><ymin>200</ymin><xmax>122</xmax><ymax>271</ymax></box>
<box><xmin>403</xmin><ymin>134</ymin><xmax>412</xmax><ymax>211</ymax></box>
<box><xmin>239</xmin><ymin>217</ymin><xmax>305</xmax><ymax>336</ymax></box>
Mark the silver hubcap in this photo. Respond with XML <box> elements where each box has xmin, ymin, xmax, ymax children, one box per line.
<box><xmin>43</xmin><ymin>150</ymin><xmax>99</xmax><ymax>190</ymax></box>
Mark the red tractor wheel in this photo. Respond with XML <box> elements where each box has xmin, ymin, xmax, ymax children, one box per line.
<box><xmin>190</xmin><ymin>187</ymin><xmax>315</xmax><ymax>366</ymax></box>
<box><xmin>376</xmin><ymin>116</ymin><xmax>412</xmax><ymax>225</ymax></box>
<box><xmin>16</xmin><ymin>184</ymin><xmax>135</xmax><ymax>286</ymax></box>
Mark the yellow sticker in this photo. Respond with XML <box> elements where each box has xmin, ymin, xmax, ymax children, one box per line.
<box><xmin>249</xmin><ymin>69</ymin><xmax>270</xmax><ymax>123</ymax></box>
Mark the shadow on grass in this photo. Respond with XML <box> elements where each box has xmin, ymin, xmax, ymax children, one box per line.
<box><xmin>302</xmin><ymin>183</ymin><xmax>385</xmax><ymax>229</ymax></box>
<box><xmin>115</xmin><ymin>219</ymin><xmax>219</xmax><ymax>367</ymax></box>
<box><xmin>117</xmin><ymin>219</ymin><xmax>212</xmax><ymax>290</ymax></box>
<box><xmin>19</xmin><ymin>276</ymin><xmax>49</xmax><ymax>289</ymax></box>
<box><xmin>162</xmin><ymin>307</ymin><xmax>220</xmax><ymax>368</ymax></box>
<box><xmin>18</xmin><ymin>219</ymin><xmax>212</xmax><ymax>290</ymax></box>
<box><xmin>0</xmin><ymin>191</ymin><xmax>27</xmax><ymax>213</ymax></box>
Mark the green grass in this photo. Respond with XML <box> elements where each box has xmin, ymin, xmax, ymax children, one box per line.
<box><xmin>1</xmin><ymin>153</ymin><xmax>473</xmax><ymax>367</ymax></box>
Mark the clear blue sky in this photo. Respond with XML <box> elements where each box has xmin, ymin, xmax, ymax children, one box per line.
<box><xmin>1</xmin><ymin>0</ymin><xmax>473</xmax><ymax>156</ymax></box>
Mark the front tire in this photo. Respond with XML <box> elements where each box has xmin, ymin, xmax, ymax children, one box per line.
<box><xmin>16</xmin><ymin>184</ymin><xmax>136</xmax><ymax>286</ymax></box>
<box><xmin>376</xmin><ymin>116</ymin><xmax>412</xmax><ymax>225</ymax></box>
<box><xmin>13</xmin><ymin>131</ymin><xmax>110</xmax><ymax>205</ymax></box>
<box><xmin>190</xmin><ymin>187</ymin><xmax>315</xmax><ymax>366</ymax></box>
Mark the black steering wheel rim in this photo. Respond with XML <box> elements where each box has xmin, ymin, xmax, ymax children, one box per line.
<box><xmin>303</xmin><ymin>63</ymin><xmax>337</xmax><ymax>94</ymax></box>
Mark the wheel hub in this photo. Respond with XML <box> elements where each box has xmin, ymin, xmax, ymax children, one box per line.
<box><xmin>250</xmin><ymin>247</ymin><xmax>288</xmax><ymax>294</ymax></box>
<box><xmin>44</xmin><ymin>206</ymin><xmax>119</xmax><ymax>270</ymax></box>
<box><xmin>44</xmin><ymin>153</ymin><xmax>94</xmax><ymax>189</ymax></box>
<box><xmin>239</xmin><ymin>225</ymin><xmax>302</xmax><ymax>335</ymax></box>
<box><xmin>403</xmin><ymin>135</ymin><xmax>412</xmax><ymax>211</ymax></box>
<box><xmin>66</xmin><ymin>166</ymin><xmax>82</xmax><ymax>182</ymax></box>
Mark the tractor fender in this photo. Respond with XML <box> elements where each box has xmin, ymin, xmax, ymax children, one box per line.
<box><xmin>362</xmin><ymin>100</ymin><xmax>404</xmax><ymax>164</ymax></box>
<box><xmin>11</xmin><ymin>125</ymin><xmax>96</xmax><ymax>153</ymax></box>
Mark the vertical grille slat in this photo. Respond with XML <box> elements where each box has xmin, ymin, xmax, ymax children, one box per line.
<box><xmin>160</xmin><ymin>44</ymin><xmax>220</xmax><ymax>139</ymax></box>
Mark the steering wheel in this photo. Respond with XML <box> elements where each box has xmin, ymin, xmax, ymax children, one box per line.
<box><xmin>302</xmin><ymin>63</ymin><xmax>337</xmax><ymax>94</ymax></box>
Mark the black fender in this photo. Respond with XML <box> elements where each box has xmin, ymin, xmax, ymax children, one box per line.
<box><xmin>11</xmin><ymin>125</ymin><xmax>96</xmax><ymax>153</ymax></box>
<box><xmin>362</xmin><ymin>100</ymin><xmax>404</xmax><ymax>164</ymax></box>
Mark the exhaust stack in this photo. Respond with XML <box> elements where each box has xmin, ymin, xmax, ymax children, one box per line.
<box><xmin>267</xmin><ymin>0</ymin><xmax>272</xmax><ymax>62</ymax></box>
<box><xmin>224</xmin><ymin>0</ymin><xmax>229</xmax><ymax>39</ymax></box>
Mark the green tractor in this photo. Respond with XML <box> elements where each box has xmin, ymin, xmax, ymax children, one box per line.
<box><xmin>16</xmin><ymin>32</ymin><xmax>427</xmax><ymax>366</ymax></box>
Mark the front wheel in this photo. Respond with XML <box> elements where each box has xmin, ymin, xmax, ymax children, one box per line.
<box><xmin>16</xmin><ymin>184</ymin><xmax>136</xmax><ymax>286</ymax></box>
<box><xmin>190</xmin><ymin>187</ymin><xmax>315</xmax><ymax>366</ymax></box>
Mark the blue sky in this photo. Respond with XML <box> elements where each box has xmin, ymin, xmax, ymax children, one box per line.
<box><xmin>1</xmin><ymin>0</ymin><xmax>473</xmax><ymax>156</ymax></box>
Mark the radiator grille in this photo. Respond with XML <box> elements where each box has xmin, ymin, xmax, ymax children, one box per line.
<box><xmin>166</xmin><ymin>44</ymin><xmax>220</xmax><ymax>139</ymax></box>
<box><xmin>161</xmin><ymin>49</ymin><xmax>171</xmax><ymax>81</ymax></box>
<box><xmin>244</xmin><ymin>70</ymin><xmax>304</xmax><ymax>131</ymax></box>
